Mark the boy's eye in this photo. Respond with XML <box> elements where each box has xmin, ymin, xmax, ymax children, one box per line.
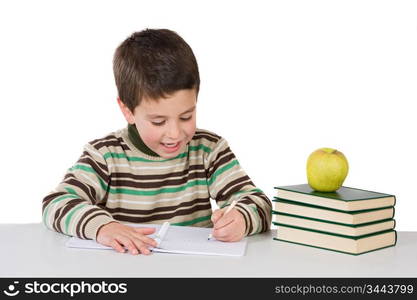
<box><xmin>151</xmin><ymin>120</ymin><xmax>166</xmax><ymax>126</ymax></box>
<box><xmin>180</xmin><ymin>116</ymin><xmax>192</xmax><ymax>121</ymax></box>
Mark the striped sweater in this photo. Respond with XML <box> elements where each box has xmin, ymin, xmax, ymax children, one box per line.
<box><xmin>42</xmin><ymin>126</ymin><xmax>272</xmax><ymax>240</ymax></box>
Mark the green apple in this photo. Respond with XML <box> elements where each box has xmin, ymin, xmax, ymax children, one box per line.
<box><xmin>306</xmin><ymin>148</ymin><xmax>349</xmax><ymax>192</ymax></box>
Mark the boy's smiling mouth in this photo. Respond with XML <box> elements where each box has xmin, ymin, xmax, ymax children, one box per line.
<box><xmin>160</xmin><ymin>141</ymin><xmax>182</xmax><ymax>153</ymax></box>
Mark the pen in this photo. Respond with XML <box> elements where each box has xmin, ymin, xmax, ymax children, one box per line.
<box><xmin>155</xmin><ymin>221</ymin><xmax>170</xmax><ymax>247</ymax></box>
<box><xmin>208</xmin><ymin>200</ymin><xmax>238</xmax><ymax>240</ymax></box>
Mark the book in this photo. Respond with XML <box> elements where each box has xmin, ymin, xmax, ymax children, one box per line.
<box><xmin>273</xmin><ymin>199</ymin><xmax>395</xmax><ymax>225</ymax></box>
<box><xmin>274</xmin><ymin>184</ymin><xmax>396</xmax><ymax>211</ymax></box>
<box><xmin>274</xmin><ymin>224</ymin><xmax>397</xmax><ymax>255</ymax></box>
<box><xmin>272</xmin><ymin>212</ymin><xmax>395</xmax><ymax>237</ymax></box>
<box><xmin>66</xmin><ymin>223</ymin><xmax>247</xmax><ymax>257</ymax></box>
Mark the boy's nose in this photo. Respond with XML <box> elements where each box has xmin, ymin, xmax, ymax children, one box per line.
<box><xmin>166</xmin><ymin>122</ymin><xmax>181</xmax><ymax>139</ymax></box>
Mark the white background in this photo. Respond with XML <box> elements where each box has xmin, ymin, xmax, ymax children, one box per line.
<box><xmin>0</xmin><ymin>0</ymin><xmax>416</xmax><ymax>230</ymax></box>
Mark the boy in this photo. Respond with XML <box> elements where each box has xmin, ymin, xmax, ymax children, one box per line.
<box><xmin>42</xmin><ymin>29</ymin><xmax>272</xmax><ymax>255</ymax></box>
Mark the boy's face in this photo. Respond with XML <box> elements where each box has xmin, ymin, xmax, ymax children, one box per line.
<box><xmin>118</xmin><ymin>89</ymin><xmax>197</xmax><ymax>158</ymax></box>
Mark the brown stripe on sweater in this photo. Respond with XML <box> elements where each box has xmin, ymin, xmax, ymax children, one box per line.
<box><xmin>255</xmin><ymin>192</ymin><xmax>272</xmax><ymax>208</ymax></box>
<box><xmin>215</xmin><ymin>179</ymin><xmax>253</xmax><ymax>203</ymax></box>
<box><xmin>207</xmin><ymin>148</ymin><xmax>236</xmax><ymax>178</ymax></box>
<box><xmin>247</xmin><ymin>198</ymin><xmax>268</xmax><ymax>232</ymax></box>
<box><xmin>110</xmin><ymin>172</ymin><xmax>208</xmax><ymax>189</ymax></box>
<box><xmin>252</xmin><ymin>192</ymin><xmax>273</xmax><ymax>232</ymax></box>
<box><xmin>194</xmin><ymin>130</ymin><xmax>221</xmax><ymax>141</ymax></box>
<box><xmin>105</xmin><ymin>197</ymin><xmax>210</xmax><ymax>215</ymax></box>
<box><xmin>90</xmin><ymin>134</ymin><xmax>118</xmax><ymax>146</ymax></box>
<box><xmin>112</xmin><ymin>164</ymin><xmax>205</xmax><ymax>181</ymax></box>
<box><xmin>64</xmin><ymin>177</ymin><xmax>97</xmax><ymax>203</ymax></box>
<box><xmin>76</xmin><ymin>156</ymin><xmax>109</xmax><ymax>183</ymax></box>
<box><xmin>215</xmin><ymin>176</ymin><xmax>251</xmax><ymax>201</ymax></box>
<box><xmin>81</xmin><ymin>211</ymin><xmax>113</xmax><ymax>240</ymax></box>
<box><xmin>52</xmin><ymin>208</ymin><xmax>63</xmax><ymax>233</ymax></box>
<box><xmin>76</xmin><ymin>207</ymin><xmax>109</xmax><ymax>239</ymax></box>
<box><xmin>53</xmin><ymin>198</ymin><xmax>86</xmax><ymax>234</ymax></box>
<box><xmin>42</xmin><ymin>191</ymin><xmax>67</xmax><ymax>211</ymax></box>
<box><xmin>250</xmin><ymin>192</ymin><xmax>273</xmax><ymax>229</ymax></box>
<box><xmin>210</xmin><ymin>147</ymin><xmax>232</xmax><ymax>164</ymax></box>
<box><xmin>101</xmin><ymin>182</ymin><xmax>111</xmax><ymax>206</ymax></box>
<box><xmin>207</xmin><ymin>152</ymin><xmax>236</xmax><ymax>179</ymax></box>
<box><xmin>89</xmin><ymin>134</ymin><xmax>131</xmax><ymax>152</ymax></box>
<box><xmin>113</xmin><ymin>203</ymin><xmax>212</xmax><ymax>224</ymax></box>
<box><xmin>192</xmin><ymin>133</ymin><xmax>220</xmax><ymax>143</ymax></box>
<box><xmin>79</xmin><ymin>151</ymin><xmax>108</xmax><ymax>172</ymax></box>
<box><xmin>116</xmin><ymin>136</ymin><xmax>133</xmax><ymax>152</ymax></box>
<box><xmin>239</xmin><ymin>197</ymin><xmax>269</xmax><ymax>233</ymax></box>
<box><xmin>93</xmin><ymin>139</ymin><xmax>130</xmax><ymax>151</ymax></box>
<box><xmin>239</xmin><ymin>196</ymin><xmax>264</xmax><ymax>216</ymax></box>
<box><xmin>235</xmin><ymin>203</ymin><xmax>252</xmax><ymax>235</ymax></box>
<box><xmin>235</xmin><ymin>207</ymin><xmax>249</xmax><ymax>235</ymax></box>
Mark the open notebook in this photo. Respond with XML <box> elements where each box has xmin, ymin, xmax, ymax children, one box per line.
<box><xmin>66</xmin><ymin>223</ymin><xmax>247</xmax><ymax>257</ymax></box>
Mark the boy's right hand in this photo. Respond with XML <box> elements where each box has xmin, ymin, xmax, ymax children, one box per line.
<box><xmin>96</xmin><ymin>222</ymin><xmax>157</xmax><ymax>255</ymax></box>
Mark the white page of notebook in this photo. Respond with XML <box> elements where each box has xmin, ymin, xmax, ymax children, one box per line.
<box><xmin>65</xmin><ymin>223</ymin><xmax>247</xmax><ymax>257</ymax></box>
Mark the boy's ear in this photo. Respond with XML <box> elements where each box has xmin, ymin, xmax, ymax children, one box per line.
<box><xmin>117</xmin><ymin>98</ymin><xmax>135</xmax><ymax>124</ymax></box>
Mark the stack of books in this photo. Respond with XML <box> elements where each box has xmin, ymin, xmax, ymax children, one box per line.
<box><xmin>272</xmin><ymin>184</ymin><xmax>397</xmax><ymax>255</ymax></box>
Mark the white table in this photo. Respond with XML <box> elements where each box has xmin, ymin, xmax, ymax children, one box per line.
<box><xmin>1</xmin><ymin>224</ymin><xmax>416</xmax><ymax>277</ymax></box>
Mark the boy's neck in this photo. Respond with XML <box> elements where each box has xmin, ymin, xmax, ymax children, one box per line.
<box><xmin>127</xmin><ymin>124</ymin><xmax>160</xmax><ymax>157</ymax></box>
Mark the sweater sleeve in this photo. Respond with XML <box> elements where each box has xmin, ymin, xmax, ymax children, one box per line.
<box><xmin>205</xmin><ymin>137</ymin><xmax>272</xmax><ymax>236</ymax></box>
<box><xmin>42</xmin><ymin>143</ymin><xmax>115</xmax><ymax>240</ymax></box>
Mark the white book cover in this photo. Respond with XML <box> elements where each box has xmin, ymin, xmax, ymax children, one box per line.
<box><xmin>66</xmin><ymin>223</ymin><xmax>247</xmax><ymax>257</ymax></box>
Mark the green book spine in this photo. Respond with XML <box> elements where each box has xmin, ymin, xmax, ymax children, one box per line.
<box><xmin>274</xmin><ymin>223</ymin><xmax>393</xmax><ymax>240</ymax></box>
<box><xmin>273</xmin><ymin>198</ymin><xmax>396</xmax><ymax>215</ymax></box>
<box><xmin>274</xmin><ymin>184</ymin><xmax>396</xmax><ymax>203</ymax></box>
<box><xmin>273</xmin><ymin>234</ymin><xmax>397</xmax><ymax>256</ymax></box>
<box><xmin>272</xmin><ymin>211</ymin><xmax>396</xmax><ymax>227</ymax></box>
<box><xmin>273</xmin><ymin>227</ymin><xmax>397</xmax><ymax>255</ymax></box>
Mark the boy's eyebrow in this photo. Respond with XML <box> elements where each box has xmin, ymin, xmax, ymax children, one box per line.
<box><xmin>147</xmin><ymin>106</ymin><xmax>196</xmax><ymax>118</ymax></box>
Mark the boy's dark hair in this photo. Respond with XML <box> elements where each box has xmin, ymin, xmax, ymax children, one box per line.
<box><xmin>113</xmin><ymin>28</ymin><xmax>200</xmax><ymax>112</ymax></box>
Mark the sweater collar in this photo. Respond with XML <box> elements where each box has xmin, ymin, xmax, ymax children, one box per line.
<box><xmin>127</xmin><ymin>124</ymin><xmax>160</xmax><ymax>157</ymax></box>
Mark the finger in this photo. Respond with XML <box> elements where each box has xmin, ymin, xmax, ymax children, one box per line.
<box><xmin>212</xmin><ymin>229</ymin><xmax>229</xmax><ymax>242</ymax></box>
<box><xmin>130</xmin><ymin>236</ymin><xmax>152</xmax><ymax>255</ymax></box>
<box><xmin>128</xmin><ymin>233</ymin><xmax>157</xmax><ymax>250</ymax></box>
<box><xmin>140</xmin><ymin>235</ymin><xmax>158</xmax><ymax>248</ymax></box>
<box><xmin>138</xmin><ymin>244</ymin><xmax>152</xmax><ymax>255</ymax></box>
<box><xmin>116</xmin><ymin>235</ymin><xmax>139</xmax><ymax>255</ymax></box>
<box><xmin>227</xmin><ymin>230</ymin><xmax>244</xmax><ymax>242</ymax></box>
<box><xmin>212</xmin><ymin>220</ymin><xmax>235</xmax><ymax>241</ymax></box>
<box><xmin>229</xmin><ymin>234</ymin><xmax>244</xmax><ymax>242</ymax></box>
<box><xmin>211</xmin><ymin>209</ymin><xmax>224</xmax><ymax>223</ymax></box>
<box><xmin>130</xmin><ymin>229</ymin><xmax>158</xmax><ymax>247</ymax></box>
<box><xmin>133</xmin><ymin>227</ymin><xmax>156</xmax><ymax>235</ymax></box>
<box><xmin>110</xmin><ymin>239</ymin><xmax>126</xmax><ymax>253</ymax></box>
<box><xmin>214</xmin><ymin>230</ymin><xmax>241</xmax><ymax>242</ymax></box>
<box><xmin>213</xmin><ymin>212</ymin><xmax>235</xmax><ymax>229</ymax></box>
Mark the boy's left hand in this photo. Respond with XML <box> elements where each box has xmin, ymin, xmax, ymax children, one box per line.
<box><xmin>211</xmin><ymin>208</ymin><xmax>246</xmax><ymax>242</ymax></box>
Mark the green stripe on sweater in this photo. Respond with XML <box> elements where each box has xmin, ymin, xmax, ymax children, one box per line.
<box><xmin>189</xmin><ymin>144</ymin><xmax>212</xmax><ymax>153</ymax></box>
<box><xmin>43</xmin><ymin>194</ymin><xmax>79</xmax><ymax>224</ymax></box>
<box><xmin>64</xmin><ymin>204</ymin><xmax>88</xmax><ymax>234</ymax></box>
<box><xmin>110</xmin><ymin>179</ymin><xmax>208</xmax><ymax>196</ymax></box>
<box><xmin>65</xmin><ymin>187</ymin><xmax>78</xmax><ymax>196</ymax></box>
<box><xmin>68</xmin><ymin>165</ymin><xmax>108</xmax><ymax>191</ymax></box>
<box><xmin>172</xmin><ymin>215</ymin><xmax>211</xmax><ymax>226</ymax></box>
<box><xmin>207</xmin><ymin>160</ymin><xmax>239</xmax><ymax>185</ymax></box>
